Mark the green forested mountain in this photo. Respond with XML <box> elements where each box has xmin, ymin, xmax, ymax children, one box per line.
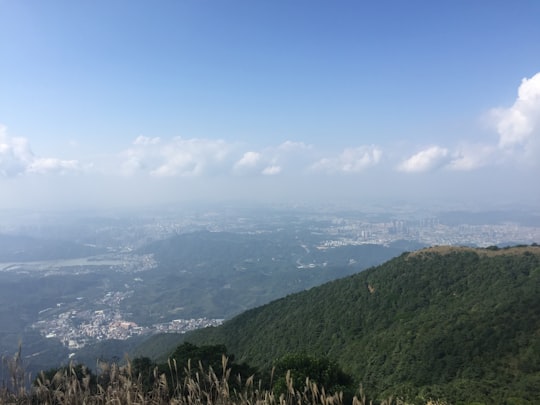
<box><xmin>146</xmin><ymin>245</ymin><xmax>540</xmax><ymax>404</ymax></box>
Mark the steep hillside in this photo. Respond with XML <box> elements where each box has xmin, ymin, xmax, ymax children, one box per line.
<box><xmin>174</xmin><ymin>245</ymin><xmax>540</xmax><ymax>404</ymax></box>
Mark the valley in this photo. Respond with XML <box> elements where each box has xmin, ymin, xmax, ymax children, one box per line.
<box><xmin>0</xmin><ymin>205</ymin><xmax>538</xmax><ymax>383</ymax></box>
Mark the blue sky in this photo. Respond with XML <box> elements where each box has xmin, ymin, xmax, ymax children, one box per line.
<box><xmin>1</xmin><ymin>0</ymin><xmax>539</xmax><ymax>210</ymax></box>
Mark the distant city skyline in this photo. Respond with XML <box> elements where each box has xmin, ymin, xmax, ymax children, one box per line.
<box><xmin>1</xmin><ymin>1</ymin><xmax>539</xmax><ymax>210</ymax></box>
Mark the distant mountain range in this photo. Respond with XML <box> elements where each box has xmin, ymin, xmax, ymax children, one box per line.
<box><xmin>136</xmin><ymin>245</ymin><xmax>540</xmax><ymax>404</ymax></box>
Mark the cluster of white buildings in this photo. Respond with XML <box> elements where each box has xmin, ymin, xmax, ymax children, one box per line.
<box><xmin>316</xmin><ymin>219</ymin><xmax>540</xmax><ymax>248</ymax></box>
<box><xmin>34</xmin><ymin>305</ymin><xmax>224</xmax><ymax>350</ymax></box>
<box><xmin>153</xmin><ymin>318</ymin><xmax>224</xmax><ymax>333</ymax></box>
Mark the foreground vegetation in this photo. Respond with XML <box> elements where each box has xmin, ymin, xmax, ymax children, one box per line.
<box><xmin>1</xmin><ymin>347</ymin><xmax>445</xmax><ymax>405</ymax></box>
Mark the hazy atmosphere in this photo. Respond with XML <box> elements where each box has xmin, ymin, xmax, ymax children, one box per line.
<box><xmin>2</xmin><ymin>4</ymin><xmax>540</xmax><ymax>403</ymax></box>
<box><xmin>1</xmin><ymin>0</ymin><xmax>539</xmax><ymax>210</ymax></box>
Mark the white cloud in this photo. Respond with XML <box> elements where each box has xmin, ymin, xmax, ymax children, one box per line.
<box><xmin>0</xmin><ymin>125</ymin><xmax>80</xmax><ymax>177</ymax></box>
<box><xmin>397</xmin><ymin>73</ymin><xmax>540</xmax><ymax>174</ymax></box>
<box><xmin>447</xmin><ymin>143</ymin><xmax>495</xmax><ymax>171</ymax></box>
<box><xmin>232</xmin><ymin>140</ymin><xmax>313</xmax><ymax>176</ymax></box>
<box><xmin>28</xmin><ymin>158</ymin><xmax>80</xmax><ymax>174</ymax></box>
<box><xmin>278</xmin><ymin>140</ymin><xmax>312</xmax><ymax>152</ymax></box>
<box><xmin>398</xmin><ymin>146</ymin><xmax>450</xmax><ymax>173</ymax></box>
<box><xmin>311</xmin><ymin>146</ymin><xmax>382</xmax><ymax>173</ymax></box>
<box><xmin>133</xmin><ymin>135</ymin><xmax>161</xmax><ymax>146</ymax></box>
<box><xmin>120</xmin><ymin>136</ymin><xmax>231</xmax><ymax>177</ymax></box>
<box><xmin>262</xmin><ymin>165</ymin><xmax>281</xmax><ymax>175</ymax></box>
<box><xmin>491</xmin><ymin>72</ymin><xmax>540</xmax><ymax>157</ymax></box>
<box><xmin>234</xmin><ymin>151</ymin><xmax>261</xmax><ymax>170</ymax></box>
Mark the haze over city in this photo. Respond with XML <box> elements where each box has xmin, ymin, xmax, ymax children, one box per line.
<box><xmin>1</xmin><ymin>1</ymin><xmax>539</xmax><ymax>210</ymax></box>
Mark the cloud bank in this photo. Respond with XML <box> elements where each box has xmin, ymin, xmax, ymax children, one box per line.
<box><xmin>0</xmin><ymin>126</ymin><xmax>80</xmax><ymax>177</ymax></box>
<box><xmin>234</xmin><ymin>151</ymin><xmax>261</xmax><ymax>170</ymax></box>
<box><xmin>2</xmin><ymin>72</ymin><xmax>539</xmax><ymax>192</ymax></box>
<box><xmin>398</xmin><ymin>146</ymin><xmax>450</xmax><ymax>173</ymax></box>
<box><xmin>312</xmin><ymin>146</ymin><xmax>382</xmax><ymax>173</ymax></box>
<box><xmin>121</xmin><ymin>136</ymin><xmax>230</xmax><ymax>177</ymax></box>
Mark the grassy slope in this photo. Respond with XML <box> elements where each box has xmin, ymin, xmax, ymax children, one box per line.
<box><xmin>176</xmin><ymin>246</ymin><xmax>540</xmax><ymax>404</ymax></box>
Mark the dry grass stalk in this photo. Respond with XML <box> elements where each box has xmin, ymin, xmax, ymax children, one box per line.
<box><xmin>0</xmin><ymin>352</ymin><xmax>443</xmax><ymax>405</ymax></box>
